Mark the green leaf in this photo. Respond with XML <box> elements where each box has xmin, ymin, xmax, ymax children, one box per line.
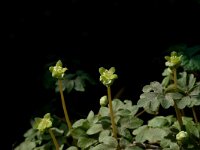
<box><xmin>189</xmin><ymin>97</ymin><xmax>200</xmax><ymax>107</ymax></box>
<box><xmin>72</xmin><ymin>119</ymin><xmax>89</xmax><ymax>129</ymax></box>
<box><xmin>99</xmin><ymin>130</ymin><xmax>111</xmax><ymax>142</ymax></box>
<box><xmin>112</xmin><ymin>99</ymin><xmax>124</xmax><ymax>112</ymax></box>
<box><xmin>59</xmin><ymin>79</ymin><xmax>74</xmax><ymax>93</ymax></box>
<box><xmin>74</xmin><ymin>76</ymin><xmax>85</xmax><ymax>91</ymax></box>
<box><xmin>138</xmin><ymin>92</ymin><xmax>161</xmax><ymax>113</ymax></box>
<box><xmin>66</xmin><ymin>146</ymin><xmax>79</xmax><ymax>150</ymax></box>
<box><xmin>159</xmin><ymin>94</ymin><xmax>174</xmax><ymax>109</ymax></box>
<box><xmin>178</xmin><ymin>72</ymin><xmax>187</xmax><ymax>88</ymax></box>
<box><xmin>169</xmin><ymin>92</ymin><xmax>183</xmax><ymax>100</ymax></box>
<box><xmin>133</xmin><ymin>125</ymin><xmax>149</xmax><ymax>143</ymax></box>
<box><xmin>133</xmin><ymin>126</ymin><xmax>167</xmax><ymax>143</ymax></box>
<box><xmin>119</xmin><ymin>116</ymin><xmax>143</xmax><ymax>129</ymax></box>
<box><xmin>72</xmin><ymin>119</ymin><xmax>86</xmax><ymax>128</ymax></box>
<box><xmin>132</xmin><ymin>125</ymin><xmax>148</xmax><ymax>135</ymax></box>
<box><xmin>150</xmin><ymin>81</ymin><xmax>163</xmax><ymax>93</ymax></box>
<box><xmin>101</xmin><ymin>136</ymin><xmax>118</xmax><ymax>148</ymax></box>
<box><xmin>148</xmin><ymin>116</ymin><xmax>169</xmax><ymax>127</ymax></box>
<box><xmin>86</xmin><ymin>124</ymin><xmax>103</xmax><ymax>135</ymax></box>
<box><xmin>119</xmin><ymin>137</ymin><xmax>131</xmax><ymax>148</ymax></box>
<box><xmin>24</xmin><ymin>128</ymin><xmax>37</xmax><ymax>138</ymax></box>
<box><xmin>137</xmin><ymin>96</ymin><xmax>150</xmax><ymax>108</ymax></box>
<box><xmin>165</xmin><ymin>115</ymin><xmax>176</xmax><ymax>125</ymax></box>
<box><xmin>190</xmin><ymin>84</ymin><xmax>200</xmax><ymax>96</ymax></box>
<box><xmin>70</xmin><ymin>127</ymin><xmax>87</xmax><ymax>139</ymax></box>
<box><xmin>14</xmin><ymin>141</ymin><xmax>36</xmax><ymax>150</ymax></box>
<box><xmin>116</xmin><ymin>109</ymin><xmax>131</xmax><ymax>117</ymax></box>
<box><xmin>77</xmin><ymin>137</ymin><xmax>97</xmax><ymax>149</ymax></box>
<box><xmin>87</xmin><ymin>110</ymin><xmax>94</xmax><ymax>122</ymax></box>
<box><xmin>118</xmin><ymin>127</ymin><xmax>133</xmax><ymax>141</ymax></box>
<box><xmin>99</xmin><ymin>116</ymin><xmax>111</xmax><ymax>129</ymax></box>
<box><xmin>124</xmin><ymin>100</ymin><xmax>139</xmax><ymax>116</ymax></box>
<box><xmin>176</xmin><ymin>96</ymin><xmax>191</xmax><ymax>109</ymax></box>
<box><xmin>99</xmin><ymin>107</ymin><xmax>109</xmax><ymax>117</ymax></box>
<box><xmin>50</xmin><ymin>127</ymin><xmax>64</xmax><ymax>136</ymax></box>
<box><xmin>90</xmin><ymin>144</ymin><xmax>116</xmax><ymax>150</ymax></box>
<box><xmin>150</xmin><ymin>95</ymin><xmax>160</xmax><ymax>111</ymax></box>
<box><xmin>172</xmin><ymin>116</ymin><xmax>193</xmax><ymax>130</ymax></box>
<box><xmin>144</xmin><ymin>128</ymin><xmax>168</xmax><ymax>143</ymax></box>
<box><xmin>185</xmin><ymin>121</ymin><xmax>199</xmax><ymax>138</ymax></box>
<box><xmin>142</xmin><ymin>85</ymin><xmax>152</xmax><ymax>92</ymax></box>
<box><xmin>188</xmin><ymin>74</ymin><xmax>196</xmax><ymax>90</ymax></box>
<box><xmin>160</xmin><ymin>139</ymin><xmax>179</xmax><ymax>150</ymax></box>
<box><xmin>162</xmin><ymin>76</ymin><xmax>170</xmax><ymax>87</ymax></box>
<box><xmin>33</xmin><ymin>118</ymin><xmax>42</xmax><ymax>129</ymax></box>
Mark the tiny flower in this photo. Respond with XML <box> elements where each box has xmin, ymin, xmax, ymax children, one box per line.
<box><xmin>100</xmin><ymin>95</ymin><xmax>108</xmax><ymax>106</ymax></box>
<box><xmin>99</xmin><ymin>67</ymin><xmax>118</xmax><ymax>87</ymax></box>
<box><xmin>34</xmin><ymin>113</ymin><xmax>53</xmax><ymax>132</ymax></box>
<box><xmin>49</xmin><ymin>60</ymin><xmax>68</xmax><ymax>79</ymax></box>
<box><xmin>176</xmin><ymin>131</ymin><xmax>188</xmax><ymax>141</ymax></box>
<box><xmin>165</xmin><ymin>51</ymin><xmax>182</xmax><ymax>68</ymax></box>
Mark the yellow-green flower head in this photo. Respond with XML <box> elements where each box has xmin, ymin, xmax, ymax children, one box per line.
<box><xmin>165</xmin><ymin>51</ymin><xmax>182</xmax><ymax>68</ymax></box>
<box><xmin>99</xmin><ymin>67</ymin><xmax>118</xmax><ymax>87</ymax></box>
<box><xmin>34</xmin><ymin>113</ymin><xmax>53</xmax><ymax>132</ymax></box>
<box><xmin>49</xmin><ymin>60</ymin><xmax>68</xmax><ymax>79</ymax></box>
<box><xmin>176</xmin><ymin>131</ymin><xmax>188</xmax><ymax>141</ymax></box>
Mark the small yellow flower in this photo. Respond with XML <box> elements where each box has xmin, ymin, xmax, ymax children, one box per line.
<box><xmin>34</xmin><ymin>113</ymin><xmax>53</xmax><ymax>132</ymax></box>
<box><xmin>165</xmin><ymin>51</ymin><xmax>182</xmax><ymax>68</ymax></box>
<box><xmin>99</xmin><ymin>67</ymin><xmax>118</xmax><ymax>87</ymax></box>
<box><xmin>49</xmin><ymin>60</ymin><xmax>68</xmax><ymax>79</ymax></box>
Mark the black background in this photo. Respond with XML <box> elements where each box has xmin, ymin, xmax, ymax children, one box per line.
<box><xmin>3</xmin><ymin>0</ymin><xmax>200</xmax><ymax>149</ymax></box>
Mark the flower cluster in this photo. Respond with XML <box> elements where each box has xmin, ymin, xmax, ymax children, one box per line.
<box><xmin>33</xmin><ymin>113</ymin><xmax>53</xmax><ymax>132</ymax></box>
<box><xmin>49</xmin><ymin>60</ymin><xmax>68</xmax><ymax>79</ymax></box>
<box><xmin>99</xmin><ymin>67</ymin><xmax>118</xmax><ymax>87</ymax></box>
<box><xmin>165</xmin><ymin>51</ymin><xmax>182</xmax><ymax>68</ymax></box>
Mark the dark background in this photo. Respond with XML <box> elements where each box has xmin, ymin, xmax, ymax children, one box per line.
<box><xmin>3</xmin><ymin>0</ymin><xmax>200</xmax><ymax>149</ymax></box>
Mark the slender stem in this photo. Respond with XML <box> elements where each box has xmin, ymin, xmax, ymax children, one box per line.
<box><xmin>180</xmin><ymin>109</ymin><xmax>185</xmax><ymax>116</ymax></box>
<box><xmin>173</xmin><ymin>68</ymin><xmax>177</xmax><ymax>89</ymax></box>
<box><xmin>49</xmin><ymin>128</ymin><xmax>60</xmax><ymax>150</ymax></box>
<box><xmin>135</xmin><ymin>109</ymin><xmax>145</xmax><ymax>117</ymax></box>
<box><xmin>114</xmin><ymin>87</ymin><xmax>125</xmax><ymax>99</ymax></box>
<box><xmin>173</xmin><ymin>68</ymin><xmax>183</xmax><ymax>130</ymax></box>
<box><xmin>192</xmin><ymin>107</ymin><xmax>198</xmax><ymax>123</ymax></box>
<box><xmin>107</xmin><ymin>86</ymin><xmax>117</xmax><ymax>139</ymax></box>
<box><xmin>58</xmin><ymin>79</ymin><xmax>72</xmax><ymax>129</ymax></box>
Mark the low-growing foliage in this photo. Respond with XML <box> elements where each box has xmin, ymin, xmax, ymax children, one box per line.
<box><xmin>14</xmin><ymin>50</ymin><xmax>200</xmax><ymax>150</ymax></box>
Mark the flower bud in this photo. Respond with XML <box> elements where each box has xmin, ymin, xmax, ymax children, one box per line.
<box><xmin>100</xmin><ymin>95</ymin><xmax>108</xmax><ymax>106</ymax></box>
<box><xmin>176</xmin><ymin>131</ymin><xmax>188</xmax><ymax>141</ymax></box>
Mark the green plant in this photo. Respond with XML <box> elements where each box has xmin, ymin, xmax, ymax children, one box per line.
<box><xmin>49</xmin><ymin>60</ymin><xmax>72</xmax><ymax>129</ymax></box>
<box><xmin>14</xmin><ymin>51</ymin><xmax>200</xmax><ymax>150</ymax></box>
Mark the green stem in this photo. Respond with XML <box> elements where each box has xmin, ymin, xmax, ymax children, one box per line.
<box><xmin>135</xmin><ymin>109</ymin><xmax>145</xmax><ymax>117</ymax></box>
<box><xmin>192</xmin><ymin>107</ymin><xmax>198</xmax><ymax>123</ymax></box>
<box><xmin>173</xmin><ymin>68</ymin><xmax>183</xmax><ymax>130</ymax></box>
<box><xmin>180</xmin><ymin>109</ymin><xmax>185</xmax><ymax>116</ymax></box>
<box><xmin>58</xmin><ymin>79</ymin><xmax>72</xmax><ymax>129</ymax></box>
<box><xmin>49</xmin><ymin>128</ymin><xmax>60</xmax><ymax>150</ymax></box>
<box><xmin>107</xmin><ymin>86</ymin><xmax>117</xmax><ymax>139</ymax></box>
